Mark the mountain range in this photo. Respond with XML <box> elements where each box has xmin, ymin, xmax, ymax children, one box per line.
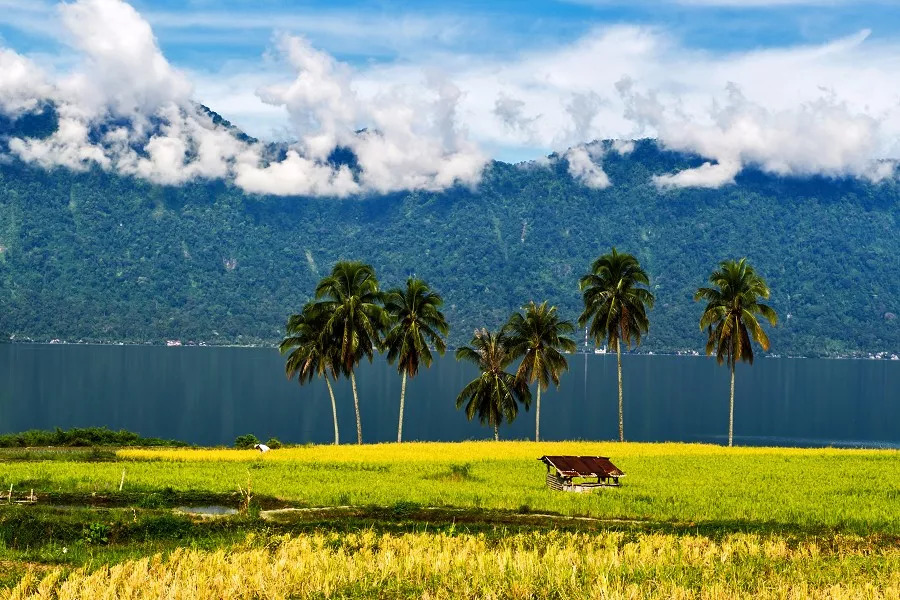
<box><xmin>1</xmin><ymin>106</ymin><xmax>898</xmax><ymax>357</ymax></box>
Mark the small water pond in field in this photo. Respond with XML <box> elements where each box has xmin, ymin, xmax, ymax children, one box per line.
<box><xmin>175</xmin><ymin>505</ymin><xmax>238</xmax><ymax>516</ymax></box>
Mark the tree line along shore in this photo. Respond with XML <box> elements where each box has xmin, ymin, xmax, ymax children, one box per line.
<box><xmin>282</xmin><ymin>249</ymin><xmax>777</xmax><ymax>448</ymax></box>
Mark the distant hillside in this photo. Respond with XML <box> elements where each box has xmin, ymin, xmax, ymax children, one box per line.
<box><xmin>0</xmin><ymin>132</ymin><xmax>898</xmax><ymax>357</ymax></box>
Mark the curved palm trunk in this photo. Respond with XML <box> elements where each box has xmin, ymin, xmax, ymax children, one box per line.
<box><xmin>616</xmin><ymin>339</ymin><xmax>624</xmax><ymax>442</ymax></box>
<box><xmin>350</xmin><ymin>371</ymin><xmax>362</xmax><ymax>445</ymax></box>
<box><xmin>494</xmin><ymin>423</ymin><xmax>499</xmax><ymax>441</ymax></box>
<box><xmin>397</xmin><ymin>371</ymin><xmax>407</xmax><ymax>443</ymax></box>
<box><xmin>324</xmin><ymin>377</ymin><xmax>339</xmax><ymax>445</ymax></box>
<box><xmin>729</xmin><ymin>362</ymin><xmax>735</xmax><ymax>447</ymax></box>
<box><xmin>535</xmin><ymin>385</ymin><xmax>542</xmax><ymax>442</ymax></box>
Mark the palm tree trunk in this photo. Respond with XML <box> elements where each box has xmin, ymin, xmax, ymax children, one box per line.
<box><xmin>494</xmin><ymin>423</ymin><xmax>499</xmax><ymax>441</ymax></box>
<box><xmin>535</xmin><ymin>385</ymin><xmax>542</xmax><ymax>442</ymax></box>
<box><xmin>729</xmin><ymin>361</ymin><xmax>735</xmax><ymax>447</ymax></box>
<box><xmin>325</xmin><ymin>377</ymin><xmax>339</xmax><ymax>445</ymax></box>
<box><xmin>616</xmin><ymin>339</ymin><xmax>624</xmax><ymax>442</ymax></box>
<box><xmin>397</xmin><ymin>371</ymin><xmax>407</xmax><ymax>443</ymax></box>
<box><xmin>350</xmin><ymin>371</ymin><xmax>362</xmax><ymax>445</ymax></box>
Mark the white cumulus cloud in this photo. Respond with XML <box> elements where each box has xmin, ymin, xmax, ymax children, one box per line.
<box><xmin>2</xmin><ymin>2</ymin><xmax>900</xmax><ymax>193</ymax></box>
<box><xmin>0</xmin><ymin>0</ymin><xmax>487</xmax><ymax>196</ymax></box>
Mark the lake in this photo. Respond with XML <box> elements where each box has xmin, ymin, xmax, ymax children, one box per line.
<box><xmin>0</xmin><ymin>344</ymin><xmax>898</xmax><ymax>448</ymax></box>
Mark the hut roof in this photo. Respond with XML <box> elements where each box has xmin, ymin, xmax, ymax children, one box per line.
<box><xmin>539</xmin><ymin>455</ymin><xmax>625</xmax><ymax>479</ymax></box>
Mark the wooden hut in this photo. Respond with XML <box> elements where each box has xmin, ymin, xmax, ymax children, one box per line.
<box><xmin>539</xmin><ymin>455</ymin><xmax>625</xmax><ymax>492</ymax></box>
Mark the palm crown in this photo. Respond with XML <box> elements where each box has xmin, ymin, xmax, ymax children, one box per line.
<box><xmin>578</xmin><ymin>247</ymin><xmax>655</xmax><ymax>349</ymax></box>
<box><xmin>505</xmin><ymin>301</ymin><xmax>576</xmax><ymax>389</ymax></box>
<box><xmin>315</xmin><ymin>261</ymin><xmax>388</xmax><ymax>371</ymax></box>
<box><xmin>384</xmin><ymin>278</ymin><xmax>449</xmax><ymax>378</ymax></box>
<box><xmin>455</xmin><ymin>328</ymin><xmax>531</xmax><ymax>440</ymax></box>
<box><xmin>695</xmin><ymin>258</ymin><xmax>777</xmax><ymax>366</ymax></box>
<box><xmin>279</xmin><ymin>303</ymin><xmax>341</xmax><ymax>384</ymax></box>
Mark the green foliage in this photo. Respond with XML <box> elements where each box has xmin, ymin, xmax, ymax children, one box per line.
<box><xmin>696</xmin><ymin>258</ymin><xmax>778</xmax><ymax>367</ymax></box>
<box><xmin>504</xmin><ymin>301</ymin><xmax>576</xmax><ymax>391</ymax></box>
<box><xmin>578</xmin><ymin>247</ymin><xmax>655</xmax><ymax>351</ymax></box>
<box><xmin>314</xmin><ymin>261</ymin><xmax>388</xmax><ymax>371</ymax></box>
<box><xmin>390</xmin><ymin>500</ymin><xmax>421</xmax><ymax>517</ymax></box>
<box><xmin>265</xmin><ymin>438</ymin><xmax>282</xmax><ymax>450</ymax></box>
<box><xmin>0</xmin><ymin>427</ymin><xmax>186</xmax><ymax>448</ymax></box>
<box><xmin>0</xmin><ymin>140</ymin><xmax>898</xmax><ymax>357</ymax></box>
<box><xmin>383</xmin><ymin>278</ymin><xmax>450</xmax><ymax>378</ymax></box>
<box><xmin>233</xmin><ymin>434</ymin><xmax>259</xmax><ymax>450</ymax></box>
<box><xmin>454</xmin><ymin>328</ymin><xmax>531</xmax><ymax>439</ymax></box>
<box><xmin>81</xmin><ymin>522</ymin><xmax>110</xmax><ymax>545</ymax></box>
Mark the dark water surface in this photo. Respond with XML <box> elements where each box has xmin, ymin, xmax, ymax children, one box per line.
<box><xmin>1</xmin><ymin>344</ymin><xmax>898</xmax><ymax>448</ymax></box>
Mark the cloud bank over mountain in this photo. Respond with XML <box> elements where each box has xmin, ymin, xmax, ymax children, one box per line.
<box><xmin>0</xmin><ymin>0</ymin><xmax>898</xmax><ymax>194</ymax></box>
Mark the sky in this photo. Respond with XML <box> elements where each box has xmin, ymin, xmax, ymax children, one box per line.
<box><xmin>1</xmin><ymin>0</ymin><xmax>899</xmax><ymax>195</ymax></box>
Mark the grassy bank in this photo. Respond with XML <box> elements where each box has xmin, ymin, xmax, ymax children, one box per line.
<box><xmin>2</xmin><ymin>442</ymin><xmax>897</xmax><ymax>534</ymax></box>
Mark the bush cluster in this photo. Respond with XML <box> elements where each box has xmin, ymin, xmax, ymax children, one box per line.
<box><xmin>0</xmin><ymin>427</ymin><xmax>188</xmax><ymax>448</ymax></box>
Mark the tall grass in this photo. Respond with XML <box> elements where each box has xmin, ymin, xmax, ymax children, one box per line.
<box><xmin>5</xmin><ymin>530</ymin><xmax>898</xmax><ymax>599</ymax></box>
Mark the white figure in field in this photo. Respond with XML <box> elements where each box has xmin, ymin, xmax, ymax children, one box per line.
<box><xmin>254</xmin><ymin>443</ymin><xmax>270</xmax><ymax>453</ymax></box>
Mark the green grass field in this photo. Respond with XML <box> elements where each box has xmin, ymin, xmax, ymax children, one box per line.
<box><xmin>2</xmin><ymin>442</ymin><xmax>897</xmax><ymax>534</ymax></box>
<box><xmin>1</xmin><ymin>441</ymin><xmax>898</xmax><ymax>597</ymax></box>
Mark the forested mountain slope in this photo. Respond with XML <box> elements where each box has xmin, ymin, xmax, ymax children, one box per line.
<box><xmin>1</xmin><ymin>139</ymin><xmax>898</xmax><ymax>357</ymax></box>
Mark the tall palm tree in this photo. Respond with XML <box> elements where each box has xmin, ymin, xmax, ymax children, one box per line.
<box><xmin>695</xmin><ymin>258</ymin><xmax>777</xmax><ymax>447</ymax></box>
<box><xmin>455</xmin><ymin>328</ymin><xmax>531</xmax><ymax>441</ymax></box>
<box><xmin>578</xmin><ymin>247</ymin><xmax>655</xmax><ymax>442</ymax></box>
<box><xmin>504</xmin><ymin>301</ymin><xmax>576</xmax><ymax>442</ymax></box>
<box><xmin>279</xmin><ymin>303</ymin><xmax>342</xmax><ymax>445</ymax></box>
<box><xmin>384</xmin><ymin>278</ymin><xmax>450</xmax><ymax>443</ymax></box>
<box><xmin>314</xmin><ymin>261</ymin><xmax>388</xmax><ymax>444</ymax></box>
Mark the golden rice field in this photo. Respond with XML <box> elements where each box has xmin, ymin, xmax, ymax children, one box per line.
<box><xmin>4</xmin><ymin>530</ymin><xmax>898</xmax><ymax>599</ymax></box>
<box><xmin>117</xmin><ymin>440</ymin><xmax>888</xmax><ymax>462</ymax></box>
<box><xmin>2</xmin><ymin>441</ymin><xmax>897</xmax><ymax>533</ymax></box>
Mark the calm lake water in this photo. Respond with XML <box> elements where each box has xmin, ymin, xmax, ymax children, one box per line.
<box><xmin>0</xmin><ymin>344</ymin><xmax>898</xmax><ymax>448</ymax></box>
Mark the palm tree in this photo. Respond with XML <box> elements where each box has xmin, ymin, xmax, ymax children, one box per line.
<box><xmin>384</xmin><ymin>278</ymin><xmax>450</xmax><ymax>443</ymax></box>
<box><xmin>314</xmin><ymin>261</ymin><xmax>388</xmax><ymax>444</ymax></box>
<box><xmin>279</xmin><ymin>303</ymin><xmax>342</xmax><ymax>445</ymax></box>
<box><xmin>455</xmin><ymin>328</ymin><xmax>531</xmax><ymax>440</ymax></box>
<box><xmin>695</xmin><ymin>258</ymin><xmax>777</xmax><ymax>447</ymax></box>
<box><xmin>578</xmin><ymin>247</ymin><xmax>655</xmax><ymax>442</ymax></box>
<box><xmin>504</xmin><ymin>301</ymin><xmax>576</xmax><ymax>442</ymax></box>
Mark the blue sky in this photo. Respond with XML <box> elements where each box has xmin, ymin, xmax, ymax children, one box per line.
<box><xmin>5</xmin><ymin>0</ymin><xmax>900</xmax><ymax>68</ymax></box>
<box><xmin>1</xmin><ymin>0</ymin><xmax>899</xmax><ymax>194</ymax></box>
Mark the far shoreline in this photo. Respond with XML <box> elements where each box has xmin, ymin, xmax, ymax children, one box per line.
<box><xmin>4</xmin><ymin>339</ymin><xmax>900</xmax><ymax>361</ymax></box>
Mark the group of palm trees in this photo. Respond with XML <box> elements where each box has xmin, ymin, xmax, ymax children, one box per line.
<box><xmin>280</xmin><ymin>261</ymin><xmax>448</xmax><ymax>444</ymax></box>
<box><xmin>281</xmin><ymin>251</ymin><xmax>777</xmax><ymax>448</ymax></box>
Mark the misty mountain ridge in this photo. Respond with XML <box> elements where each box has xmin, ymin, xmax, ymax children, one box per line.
<box><xmin>0</xmin><ymin>102</ymin><xmax>898</xmax><ymax>357</ymax></box>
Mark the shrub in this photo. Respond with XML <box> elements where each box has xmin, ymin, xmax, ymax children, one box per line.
<box><xmin>0</xmin><ymin>427</ymin><xmax>187</xmax><ymax>448</ymax></box>
<box><xmin>81</xmin><ymin>522</ymin><xmax>110</xmax><ymax>545</ymax></box>
<box><xmin>234</xmin><ymin>434</ymin><xmax>259</xmax><ymax>450</ymax></box>
<box><xmin>265</xmin><ymin>437</ymin><xmax>282</xmax><ymax>449</ymax></box>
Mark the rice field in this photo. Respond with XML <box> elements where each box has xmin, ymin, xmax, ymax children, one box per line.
<box><xmin>4</xmin><ymin>530</ymin><xmax>898</xmax><ymax>599</ymax></box>
<box><xmin>2</xmin><ymin>441</ymin><xmax>898</xmax><ymax>534</ymax></box>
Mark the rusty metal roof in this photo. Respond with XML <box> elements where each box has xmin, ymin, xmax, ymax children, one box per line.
<box><xmin>539</xmin><ymin>455</ymin><xmax>625</xmax><ymax>479</ymax></box>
